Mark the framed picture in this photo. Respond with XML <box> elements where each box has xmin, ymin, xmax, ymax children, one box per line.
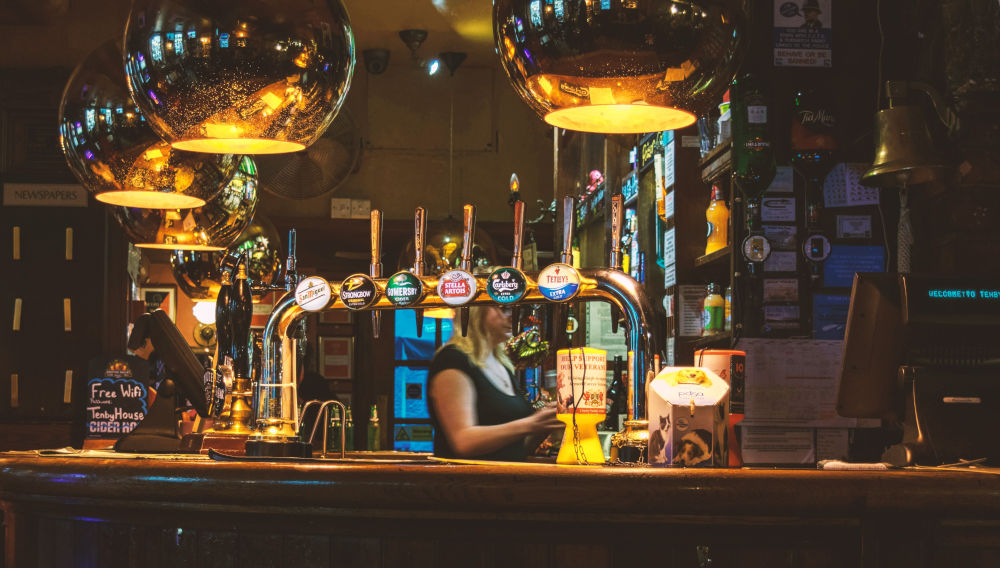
<box><xmin>319</xmin><ymin>309</ymin><xmax>353</xmax><ymax>325</ymax></box>
<box><xmin>318</xmin><ymin>336</ymin><xmax>353</xmax><ymax>380</ymax></box>
<box><xmin>140</xmin><ymin>285</ymin><xmax>177</xmax><ymax>322</ymax></box>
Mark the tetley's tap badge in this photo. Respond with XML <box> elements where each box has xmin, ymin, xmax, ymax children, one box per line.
<box><xmin>339</xmin><ymin>274</ymin><xmax>379</xmax><ymax>310</ymax></box>
<box><xmin>487</xmin><ymin>267</ymin><xmax>527</xmax><ymax>304</ymax></box>
<box><xmin>436</xmin><ymin>269</ymin><xmax>477</xmax><ymax>306</ymax></box>
<box><xmin>537</xmin><ymin>263</ymin><xmax>581</xmax><ymax>302</ymax></box>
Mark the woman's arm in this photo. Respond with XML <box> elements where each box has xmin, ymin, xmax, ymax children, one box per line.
<box><xmin>429</xmin><ymin>369</ymin><xmax>562</xmax><ymax>458</ymax></box>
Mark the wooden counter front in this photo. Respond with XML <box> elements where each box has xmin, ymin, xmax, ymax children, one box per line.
<box><xmin>1</xmin><ymin>453</ymin><xmax>998</xmax><ymax>567</ymax></box>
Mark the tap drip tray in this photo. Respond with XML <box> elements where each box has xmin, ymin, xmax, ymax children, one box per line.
<box><xmin>210</xmin><ymin>448</ymin><xmax>437</xmax><ymax>465</ymax></box>
<box><xmin>243</xmin><ymin>439</ymin><xmax>314</xmax><ymax>459</ymax></box>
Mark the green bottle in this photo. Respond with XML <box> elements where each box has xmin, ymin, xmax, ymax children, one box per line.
<box><xmin>367</xmin><ymin>405</ymin><xmax>381</xmax><ymax>451</ymax></box>
<box><xmin>344</xmin><ymin>407</ymin><xmax>354</xmax><ymax>451</ymax></box>
<box><xmin>325</xmin><ymin>406</ymin><xmax>342</xmax><ymax>453</ymax></box>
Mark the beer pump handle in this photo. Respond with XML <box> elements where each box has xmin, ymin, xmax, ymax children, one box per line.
<box><xmin>285</xmin><ymin>228</ymin><xmax>298</xmax><ymax>291</ymax></box>
<box><xmin>609</xmin><ymin>194</ymin><xmax>623</xmax><ymax>271</ymax></box>
<box><xmin>459</xmin><ymin>205</ymin><xmax>477</xmax><ymax>337</ymax></box>
<box><xmin>511</xmin><ymin>200</ymin><xmax>525</xmax><ymax>333</ymax></box>
<box><xmin>561</xmin><ymin>196</ymin><xmax>574</xmax><ymax>265</ymax></box>
<box><xmin>413</xmin><ymin>207</ymin><xmax>426</xmax><ymax>337</ymax></box>
<box><xmin>370</xmin><ymin>210</ymin><xmax>383</xmax><ymax>339</ymax></box>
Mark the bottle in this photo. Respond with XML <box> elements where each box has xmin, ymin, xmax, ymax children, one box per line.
<box><xmin>229</xmin><ymin>254</ymin><xmax>253</xmax><ymax>379</ymax></box>
<box><xmin>344</xmin><ymin>406</ymin><xmax>354</xmax><ymax>451</ymax></box>
<box><xmin>724</xmin><ymin>285</ymin><xmax>733</xmax><ymax>332</ymax></box>
<box><xmin>790</xmin><ymin>86</ymin><xmax>837</xmax><ymax>184</ymax></box>
<box><xmin>367</xmin><ymin>404</ymin><xmax>381</xmax><ymax>451</ymax></box>
<box><xmin>654</xmin><ymin>150</ymin><xmax>667</xmax><ymax>222</ymax></box>
<box><xmin>702</xmin><ymin>283</ymin><xmax>725</xmax><ymax>336</ymax></box>
<box><xmin>730</xmin><ymin>73</ymin><xmax>777</xmax><ymax>199</ymax></box>
<box><xmin>603</xmin><ymin>356</ymin><xmax>627</xmax><ymax>431</ymax></box>
<box><xmin>326</xmin><ymin>406</ymin><xmax>342</xmax><ymax>453</ymax></box>
<box><xmin>211</xmin><ymin>266</ymin><xmax>233</xmax><ymax>414</ymax></box>
<box><xmin>705</xmin><ymin>184</ymin><xmax>729</xmax><ymax>255</ymax></box>
<box><xmin>716</xmin><ymin>90</ymin><xmax>731</xmax><ymax>146</ymax></box>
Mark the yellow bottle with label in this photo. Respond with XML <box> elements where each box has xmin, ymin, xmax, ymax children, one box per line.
<box><xmin>705</xmin><ymin>184</ymin><xmax>729</xmax><ymax>255</ymax></box>
<box><xmin>555</xmin><ymin>347</ymin><xmax>607</xmax><ymax>464</ymax></box>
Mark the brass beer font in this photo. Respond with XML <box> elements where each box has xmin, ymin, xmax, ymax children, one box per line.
<box><xmin>370</xmin><ymin>210</ymin><xmax>383</xmax><ymax>339</ymax></box>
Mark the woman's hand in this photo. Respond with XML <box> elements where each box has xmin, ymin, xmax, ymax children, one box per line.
<box><xmin>524</xmin><ymin>402</ymin><xmax>563</xmax><ymax>435</ymax></box>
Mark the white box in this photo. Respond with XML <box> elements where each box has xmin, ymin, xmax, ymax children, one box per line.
<box><xmin>350</xmin><ymin>198</ymin><xmax>371</xmax><ymax>219</ymax></box>
<box><xmin>330</xmin><ymin>198</ymin><xmax>352</xmax><ymax>219</ymax></box>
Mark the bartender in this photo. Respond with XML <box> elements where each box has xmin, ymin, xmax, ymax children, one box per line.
<box><xmin>427</xmin><ymin>306</ymin><xmax>562</xmax><ymax>461</ymax></box>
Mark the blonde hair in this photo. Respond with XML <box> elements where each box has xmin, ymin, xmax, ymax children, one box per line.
<box><xmin>443</xmin><ymin>306</ymin><xmax>515</xmax><ymax>374</ymax></box>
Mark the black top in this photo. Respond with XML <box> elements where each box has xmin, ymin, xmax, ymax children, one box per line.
<box><xmin>428</xmin><ymin>345</ymin><xmax>534</xmax><ymax>462</ymax></box>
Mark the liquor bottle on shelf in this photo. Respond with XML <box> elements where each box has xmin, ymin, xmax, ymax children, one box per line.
<box><xmin>326</xmin><ymin>405</ymin><xmax>342</xmax><ymax>453</ymax></box>
<box><xmin>724</xmin><ymin>285</ymin><xmax>733</xmax><ymax>333</ymax></box>
<box><xmin>792</xmin><ymin>87</ymin><xmax>837</xmax><ymax>280</ymax></box>
<box><xmin>705</xmin><ymin>183</ymin><xmax>729</xmax><ymax>255</ymax></box>
<box><xmin>211</xmin><ymin>266</ymin><xmax>234</xmax><ymax>414</ymax></box>
<box><xmin>344</xmin><ymin>406</ymin><xmax>355</xmax><ymax>451</ymax></box>
<box><xmin>229</xmin><ymin>254</ymin><xmax>253</xmax><ymax>380</ymax></box>
<box><xmin>702</xmin><ymin>283</ymin><xmax>726</xmax><ymax>337</ymax></box>
<box><xmin>730</xmin><ymin>72</ymin><xmax>776</xmax><ymax>200</ymax></box>
<box><xmin>367</xmin><ymin>405</ymin><xmax>381</xmax><ymax>451</ymax></box>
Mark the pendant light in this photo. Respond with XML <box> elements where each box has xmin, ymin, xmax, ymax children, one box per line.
<box><xmin>114</xmin><ymin>156</ymin><xmax>258</xmax><ymax>251</ymax></box>
<box><xmin>493</xmin><ymin>0</ymin><xmax>748</xmax><ymax>134</ymax></box>
<box><xmin>123</xmin><ymin>0</ymin><xmax>356</xmax><ymax>155</ymax></box>
<box><xmin>59</xmin><ymin>40</ymin><xmax>238</xmax><ymax>208</ymax></box>
<box><xmin>171</xmin><ymin>213</ymin><xmax>284</xmax><ymax>302</ymax></box>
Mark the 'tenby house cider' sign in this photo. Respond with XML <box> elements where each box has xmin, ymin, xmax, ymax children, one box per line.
<box><xmin>86</xmin><ymin>359</ymin><xmax>149</xmax><ymax>438</ymax></box>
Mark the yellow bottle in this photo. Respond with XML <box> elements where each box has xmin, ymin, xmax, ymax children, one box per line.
<box><xmin>705</xmin><ymin>184</ymin><xmax>729</xmax><ymax>255</ymax></box>
<box><xmin>555</xmin><ymin>347</ymin><xmax>607</xmax><ymax>465</ymax></box>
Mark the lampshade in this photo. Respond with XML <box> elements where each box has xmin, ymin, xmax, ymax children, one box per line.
<box><xmin>170</xmin><ymin>213</ymin><xmax>284</xmax><ymax>301</ymax></box>
<box><xmin>397</xmin><ymin>216</ymin><xmax>498</xmax><ymax>276</ymax></box>
<box><xmin>59</xmin><ymin>40</ymin><xmax>239</xmax><ymax>208</ymax></box>
<box><xmin>123</xmin><ymin>0</ymin><xmax>356</xmax><ymax>155</ymax></box>
<box><xmin>493</xmin><ymin>0</ymin><xmax>748</xmax><ymax>134</ymax></box>
<box><xmin>113</xmin><ymin>156</ymin><xmax>259</xmax><ymax>251</ymax></box>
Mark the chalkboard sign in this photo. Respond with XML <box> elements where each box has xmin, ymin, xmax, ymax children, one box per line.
<box><xmin>86</xmin><ymin>357</ymin><xmax>151</xmax><ymax>439</ymax></box>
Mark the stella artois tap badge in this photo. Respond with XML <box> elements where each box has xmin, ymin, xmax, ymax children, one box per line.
<box><xmin>385</xmin><ymin>270</ymin><xmax>426</xmax><ymax>307</ymax></box>
<box><xmin>487</xmin><ymin>267</ymin><xmax>527</xmax><ymax>304</ymax></box>
<box><xmin>436</xmin><ymin>269</ymin><xmax>478</xmax><ymax>306</ymax></box>
<box><xmin>339</xmin><ymin>274</ymin><xmax>379</xmax><ymax>310</ymax></box>
<box><xmin>537</xmin><ymin>263</ymin><xmax>581</xmax><ymax>302</ymax></box>
<box><xmin>295</xmin><ymin>276</ymin><xmax>333</xmax><ymax>312</ymax></box>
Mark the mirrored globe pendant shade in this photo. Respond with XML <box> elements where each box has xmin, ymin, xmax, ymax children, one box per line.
<box><xmin>397</xmin><ymin>216</ymin><xmax>499</xmax><ymax>276</ymax></box>
<box><xmin>493</xmin><ymin>0</ymin><xmax>748</xmax><ymax>134</ymax></box>
<box><xmin>114</xmin><ymin>156</ymin><xmax>259</xmax><ymax>251</ymax></box>
<box><xmin>59</xmin><ymin>40</ymin><xmax>239</xmax><ymax>208</ymax></box>
<box><xmin>123</xmin><ymin>0</ymin><xmax>356</xmax><ymax>155</ymax></box>
<box><xmin>171</xmin><ymin>213</ymin><xmax>284</xmax><ymax>302</ymax></box>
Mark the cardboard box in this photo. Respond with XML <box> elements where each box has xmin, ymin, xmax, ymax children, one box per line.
<box><xmin>648</xmin><ymin>367</ymin><xmax>729</xmax><ymax>467</ymax></box>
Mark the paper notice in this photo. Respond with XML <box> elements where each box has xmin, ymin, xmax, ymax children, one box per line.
<box><xmin>763</xmin><ymin>278</ymin><xmax>799</xmax><ymax>302</ymax></box>
<box><xmin>764</xmin><ymin>251</ymin><xmax>797</xmax><ymax>273</ymax></box>
<box><xmin>762</xmin><ymin>197</ymin><xmax>796</xmax><ymax>222</ymax></box>
<box><xmin>740</xmin><ymin>426</ymin><xmax>815</xmax><ymax>465</ymax></box>
<box><xmin>678</xmin><ymin>284</ymin><xmax>706</xmax><ymax>337</ymax></box>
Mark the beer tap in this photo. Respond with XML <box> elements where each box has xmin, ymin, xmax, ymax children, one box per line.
<box><xmin>459</xmin><ymin>204</ymin><xmax>476</xmax><ymax>337</ymax></box>
<box><xmin>284</xmin><ymin>228</ymin><xmax>298</xmax><ymax>292</ymax></box>
<box><xmin>609</xmin><ymin>194</ymin><xmax>624</xmax><ymax>334</ymax></box>
<box><xmin>369</xmin><ymin>210</ymin><xmax>383</xmax><ymax>339</ymax></box>
<box><xmin>545</xmin><ymin>196</ymin><xmax>578</xmax><ymax>346</ymax></box>
<box><xmin>412</xmin><ymin>207</ymin><xmax>427</xmax><ymax>337</ymax></box>
<box><xmin>560</xmin><ymin>196</ymin><xmax>574</xmax><ymax>266</ymax></box>
<box><xmin>510</xmin><ymin>199</ymin><xmax>525</xmax><ymax>334</ymax></box>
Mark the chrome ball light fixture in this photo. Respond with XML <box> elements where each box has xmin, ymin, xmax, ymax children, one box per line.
<box><xmin>493</xmin><ymin>0</ymin><xmax>748</xmax><ymax>134</ymax></box>
<box><xmin>123</xmin><ymin>0</ymin><xmax>356</xmax><ymax>155</ymax></box>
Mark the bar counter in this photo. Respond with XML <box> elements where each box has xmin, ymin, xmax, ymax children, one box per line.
<box><xmin>2</xmin><ymin>452</ymin><xmax>999</xmax><ymax>567</ymax></box>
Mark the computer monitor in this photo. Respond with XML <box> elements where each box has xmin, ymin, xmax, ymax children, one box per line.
<box><xmin>838</xmin><ymin>273</ymin><xmax>1000</xmax><ymax>465</ymax></box>
<box><xmin>115</xmin><ymin>309</ymin><xmax>209</xmax><ymax>452</ymax></box>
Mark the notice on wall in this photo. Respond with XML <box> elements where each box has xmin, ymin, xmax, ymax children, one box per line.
<box><xmin>764</xmin><ymin>251</ymin><xmax>798</xmax><ymax>273</ymax></box>
<box><xmin>764</xmin><ymin>278</ymin><xmax>799</xmax><ymax>303</ymax></box>
<box><xmin>761</xmin><ymin>197</ymin><xmax>796</xmax><ymax>222</ymax></box>
<box><xmin>86</xmin><ymin>357</ymin><xmax>151</xmax><ymax>439</ymax></box>
<box><xmin>766</xmin><ymin>166</ymin><xmax>795</xmax><ymax>193</ymax></box>
<box><xmin>773</xmin><ymin>0</ymin><xmax>833</xmax><ymax>68</ymax></box>
<box><xmin>836</xmin><ymin>215</ymin><xmax>873</xmax><ymax>239</ymax></box>
<box><xmin>824</xmin><ymin>163</ymin><xmax>880</xmax><ymax>207</ymax></box>
<box><xmin>824</xmin><ymin>245</ymin><xmax>885</xmax><ymax>288</ymax></box>
<box><xmin>763</xmin><ymin>225</ymin><xmax>798</xmax><ymax>251</ymax></box>
<box><xmin>813</xmin><ymin>293</ymin><xmax>850</xmax><ymax>339</ymax></box>
<box><xmin>678</xmin><ymin>284</ymin><xmax>707</xmax><ymax>337</ymax></box>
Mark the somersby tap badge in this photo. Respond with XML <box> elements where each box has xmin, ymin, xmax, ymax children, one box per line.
<box><xmin>385</xmin><ymin>271</ymin><xmax>425</xmax><ymax>307</ymax></box>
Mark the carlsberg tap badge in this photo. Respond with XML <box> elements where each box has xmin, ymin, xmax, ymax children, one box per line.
<box><xmin>487</xmin><ymin>267</ymin><xmax>527</xmax><ymax>304</ymax></box>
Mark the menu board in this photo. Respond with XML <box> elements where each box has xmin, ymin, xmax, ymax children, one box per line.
<box><xmin>86</xmin><ymin>356</ymin><xmax>151</xmax><ymax>439</ymax></box>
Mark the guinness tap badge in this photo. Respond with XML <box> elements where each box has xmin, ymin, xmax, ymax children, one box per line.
<box><xmin>339</xmin><ymin>274</ymin><xmax>379</xmax><ymax>310</ymax></box>
<box><xmin>487</xmin><ymin>267</ymin><xmax>527</xmax><ymax>304</ymax></box>
<box><xmin>537</xmin><ymin>263</ymin><xmax>581</xmax><ymax>302</ymax></box>
<box><xmin>295</xmin><ymin>276</ymin><xmax>333</xmax><ymax>312</ymax></box>
<box><xmin>385</xmin><ymin>271</ymin><xmax>425</xmax><ymax>307</ymax></box>
<box><xmin>436</xmin><ymin>269</ymin><xmax>478</xmax><ymax>307</ymax></box>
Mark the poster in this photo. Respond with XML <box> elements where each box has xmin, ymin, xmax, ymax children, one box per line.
<box><xmin>774</xmin><ymin>0</ymin><xmax>833</xmax><ymax>68</ymax></box>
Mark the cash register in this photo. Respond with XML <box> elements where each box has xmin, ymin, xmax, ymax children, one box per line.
<box><xmin>837</xmin><ymin>273</ymin><xmax>1000</xmax><ymax>466</ymax></box>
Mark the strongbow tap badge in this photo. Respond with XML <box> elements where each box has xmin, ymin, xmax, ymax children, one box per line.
<box><xmin>537</xmin><ymin>263</ymin><xmax>581</xmax><ymax>302</ymax></box>
<box><xmin>436</xmin><ymin>269</ymin><xmax>477</xmax><ymax>306</ymax></box>
<box><xmin>339</xmin><ymin>274</ymin><xmax>379</xmax><ymax>310</ymax></box>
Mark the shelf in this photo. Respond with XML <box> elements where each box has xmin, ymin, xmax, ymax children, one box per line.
<box><xmin>699</xmin><ymin>139</ymin><xmax>732</xmax><ymax>184</ymax></box>
<box><xmin>694</xmin><ymin>246</ymin><xmax>731</xmax><ymax>269</ymax></box>
<box><xmin>685</xmin><ymin>331</ymin><xmax>733</xmax><ymax>350</ymax></box>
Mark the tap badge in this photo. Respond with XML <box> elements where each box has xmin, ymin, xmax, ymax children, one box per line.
<box><xmin>385</xmin><ymin>271</ymin><xmax>425</xmax><ymax>307</ymax></box>
<box><xmin>487</xmin><ymin>267</ymin><xmax>527</xmax><ymax>304</ymax></box>
<box><xmin>339</xmin><ymin>274</ymin><xmax>378</xmax><ymax>310</ymax></box>
<box><xmin>537</xmin><ymin>263</ymin><xmax>581</xmax><ymax>302</ymax></box>
<box><xmin>436</xmin><ymin>269</ymin><xmax>477</xmax><ymax>306</ymax></box>
<box><xmin>295</xmin><ymin>276</ymin><xmax>332</xmax><ymax>312</ymax></box>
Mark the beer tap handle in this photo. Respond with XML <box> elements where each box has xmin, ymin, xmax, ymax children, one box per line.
<box><xmin>512</xmin><ymin>200</ymin><xmax>525</xmax><ymax>270</ymax></box>
<box><xmin>370</xmin><ymin>210</ymin><xmax>383</xmax><ymax>339</ymax></box>
<box><xmin>609</xmin><ymin>194</ymin><xmax>623</xmax><ymax>271</ymax></box>
<box><xmin>561</xmin><ymin>196</ymin><xmax>574</xmax><ymax>265</ymax></box>
<box><xmin>285</xmin><ymin>228</ymin><xmax>298</xmax><ymax>291</ymax></box>
<box><xmin>460</xmin><ymin>204</ymin><xmax>476</xmax><ymax>337</ymax></box>
<box><xmin>413</xmin><ymin>207</ymin><xmax>426</xmax><ymax>337</ymax></box>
